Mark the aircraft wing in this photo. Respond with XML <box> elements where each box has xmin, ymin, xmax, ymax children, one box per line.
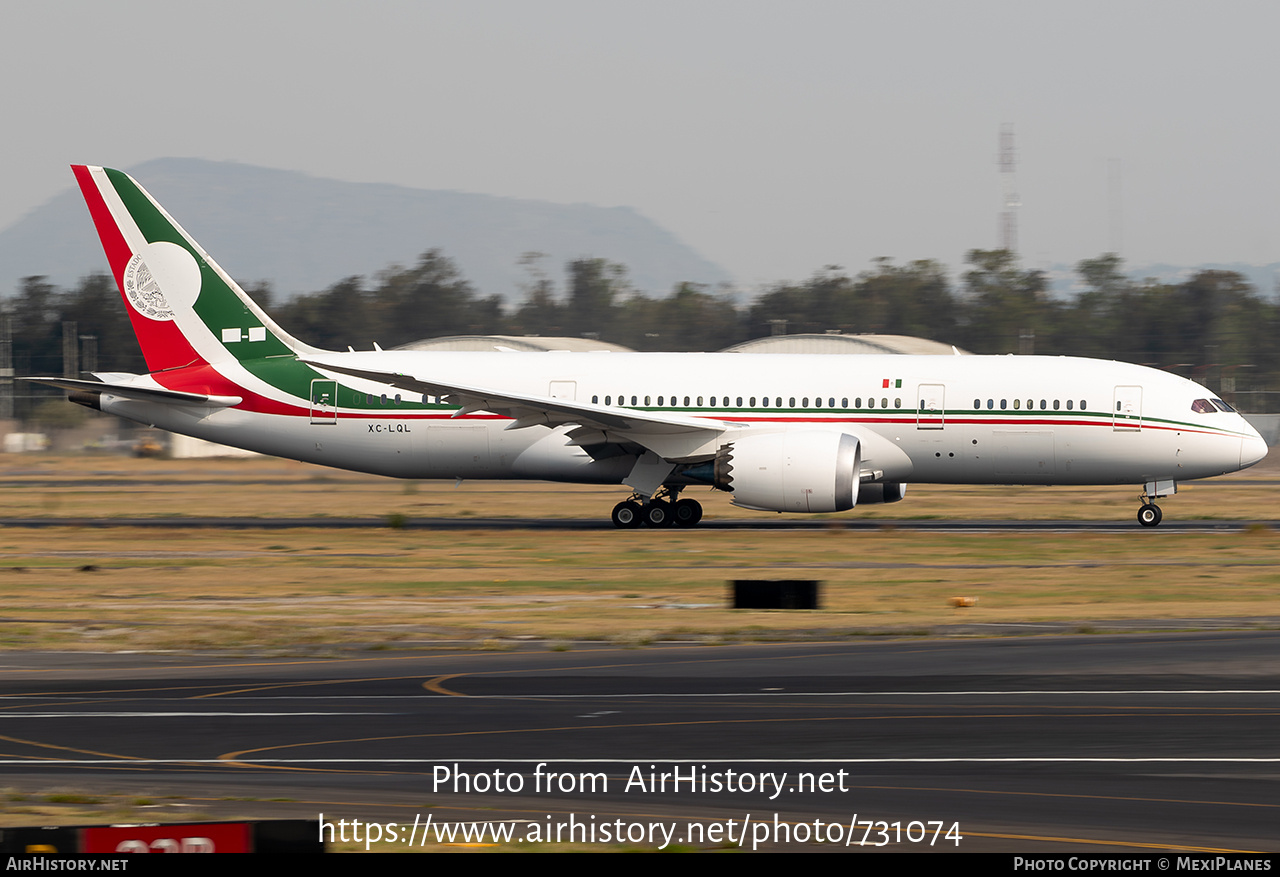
<box><xmin>22</xmin><ymin>376</ymin><xmax>242</xmax><ymax>408</ymax></box>
<box><xmin>303</xmin><ymin>358</ymin><xmax>739</xmax><ymax>461</ymax></box>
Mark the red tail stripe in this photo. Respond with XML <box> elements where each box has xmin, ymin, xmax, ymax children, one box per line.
<box><xmin>71</xmin><ymin>165</ymin><xmax>208</xmax><ymax>374</ymax></box>
<box><xmin>72</xmin><ymin>166</ymin><xmax>133</xmax><ymax>288</ymax></box>
<box><xmin>149</xmin><ymin>364</ymin><xmax>309</xmax><ymax>416</ymax></box>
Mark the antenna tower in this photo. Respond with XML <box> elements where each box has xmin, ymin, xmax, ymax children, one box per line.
<box><xmin>998</xmin><ymin>123</ymin><xmax>1020</xmax><ymax>252</ymax></box>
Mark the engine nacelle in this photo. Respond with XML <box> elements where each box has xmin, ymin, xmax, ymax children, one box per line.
<box><xmin>715</xmin><ymin>431</ymin><xmax>861</xmax><ymax>513</ymax></box>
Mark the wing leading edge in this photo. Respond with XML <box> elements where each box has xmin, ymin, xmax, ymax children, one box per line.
<box><xmin>301</xmin><ymin>358</ymin><xmax>738</xmax><ymax>463</ymax></box>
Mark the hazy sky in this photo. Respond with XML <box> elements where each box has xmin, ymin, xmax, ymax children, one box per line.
<box><xmin>5</xmin><ymin>0</ymin><xmax>1279</xmax><ymax>290</ymax></box>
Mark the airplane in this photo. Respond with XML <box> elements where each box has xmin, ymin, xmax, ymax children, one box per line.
<box><xmin>27</xmin><ymin>166</ymin><xmax>1268</xmax><ymax>528</ymax></box>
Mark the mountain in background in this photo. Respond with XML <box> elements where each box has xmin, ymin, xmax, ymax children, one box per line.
<box><xmin>0</xmin><ymin>157</ymin><xmax>732</xmax><ymax>302</ymax></box>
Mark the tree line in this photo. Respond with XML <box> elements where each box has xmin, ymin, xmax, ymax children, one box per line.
<box><xmin>7</xmin><ymin>248</ymin><xmax>1280</xmax><ymax>420</ymax></box>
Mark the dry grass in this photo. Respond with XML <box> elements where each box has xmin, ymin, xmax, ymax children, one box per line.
<box><xmin>0</xmin><ymin>452</ymin><xmax>1277</xmax><ymax>651</ymax></box>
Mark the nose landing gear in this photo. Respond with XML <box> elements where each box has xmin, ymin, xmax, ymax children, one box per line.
<box><xmin>1136</xmin><ymin>480</ymin><xmax>1176</xmax><ymax>527</ymax></box>
<box><xmin>1137</xmin><ymin>503</ymin><xmax>1162</xmax><ymax>527</ymax></box>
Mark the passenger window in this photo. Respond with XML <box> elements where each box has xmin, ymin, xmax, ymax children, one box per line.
<box><xmin>1039</xmin><ymin>399</ymin><xmax>1046</xmax><ymax>409</ymax></box>
<box><xmin>750</xmin><ymin>397</ymin><xmax>757</xmax><ymax>406</ymax></box>
<box><xmin>815</xmin><ymin>397</ymin><xmax>822</xmax><ymax>408</ymax></box>
<box><xmin>605</xmin><ymin>395</ymin><xmax>611</xmax><ymax>405</ymax></box>
<box><xmin>894</xmin><ymin>398</ymin><xmax>901</xmax><ymax>408</ymax></box>
<box><xmin>657</xmin><ymin>396</ymin><xmax>664</xmax><ymax>406</ymax></box>
<box><xmin>1013</xmin><ymin>399</ymin><xmax>1020</xmax><ymax>409</ymax></box>
<box><xmin>882</xmin><ymin>397</ymin><xmax>889</xmax><ymax>408</ymax></box>
<box><xmin>1066</xmin><ymin>399</ymin><xmax>1073</xmax><ymax>410</ymax></box>
<box><xmin>697</xmin><ymin>396</ymin><xmax>704</xmax><ymax>406</ymax></box>
<box><xmin>645</xmin><ymin>396</ymin><xmax>651</xmax><ymax>406</ymax></box>
<box><xmin>789</xmin><ymin>397</ymin><xmax>796</xmax><ymax>407</ymax></box>
<box><xmin>1000</xmin><ymin>399</ymin><xmax>1007</xmax><ymax>409</ymax></box>
<box><xmin>974</xmin><ymin>398</ymin><xmax>981</xmax><ymax>409</ymax></box>
<box><xmin>841</xmin><ymin>397</ymin><xmax>848</xmax><ymax>408</ymax></box>
<box><xmin>685</xmin><ymin>396</ymin><xmax>691</xmax><ymax>406</ymax></box>
<box><xmin>737</xmin><ymin>396</ymin><xmax>743</xmax><ymax>407</ymax></box>
<box><xmin>803</xmin><ymin>397</ymin><xmax>809</xmax><ymax>407</ymax></box>
<box><xmin>987</xmin><ymin>399</ymin><xmax>993</xmax><ymax>409</ymax></box>
<box><xmin>1053</xmin><ymin>400</ymin><xmax>1059</xmax><ymax>410</ymax></box>
<box><xmin>867</xmin><ymin>398</ymin><xmax>875</xmax><ymax>409</ymax></box>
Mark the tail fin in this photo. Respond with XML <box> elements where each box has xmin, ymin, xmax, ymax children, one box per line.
<box><xmin>72</xmin><ymin>165</ymin><xmax>319</xmax><ymax>373</ymax></box>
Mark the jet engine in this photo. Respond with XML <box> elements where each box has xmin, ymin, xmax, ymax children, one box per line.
<box><xmin>709</xmin><ymin>431</ymin><xmax>861</xmax><ymax>513</ymax></box>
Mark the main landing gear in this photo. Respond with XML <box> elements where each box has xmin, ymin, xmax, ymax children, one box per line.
<box><xmin>611</xmin><ymin>489</ymin><xmax>703</xmax><ymax>529</ymax></box>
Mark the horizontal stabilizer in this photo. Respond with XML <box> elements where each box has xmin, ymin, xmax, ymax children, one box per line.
<box><xmin>22</xmin><ymin>376</ymin><xmax>242</xmax><ymax>408</ymax></box>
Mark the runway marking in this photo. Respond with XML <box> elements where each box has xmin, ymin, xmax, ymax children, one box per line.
<box><xmin>424</xmin><ymin>674</ymin><xmax>465</xmax><ymax>696</ymax></box>
<box><xmin>0</xmin><ymin>712</ymin><xmax>392</xmax><ymax>718</ymax></box>
<box><xmin>415</xmin><ymin>688</ymin><xmax>1280</xmax><ymax>699</ymax></box>
<box><xmin>966</xmin><ymin>831</ymin><xmax>1263</xmax><ymax>854</ymax></box>
<box><xmin>0</xmin><ymin>733</ymin><xmax>138</xmax><ymax>761</ymax></box>
<box><xmin>192</xmin><ymin>676</ymin><xmax>454</xmax><ymax>698</ymax></box>
<box><xmin>214</xmin><ymin>710</ymin><xmax>1280</xmax><ymax>763</ymax></box>
<box><xmin>417</xmin><ymin>648</ymin><xmax>1026</xmax><ymax>696</ymax></box>
<box><xmin>0</xmin><ymin>649</ymin><xmax>555</xmax><ymax>678</ymax></box>
<box><xmin>7</xmin><ymin>752</ymin><xmax>1269</xmax><ymax>757</ymax></box>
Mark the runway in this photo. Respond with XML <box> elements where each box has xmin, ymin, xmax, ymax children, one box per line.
<box><xmin>0</xmin><ymin>516</ymin><xmax>1271</xmax><ymax>532</ymax></box>
<box><xmin>0</xmin><ymin>633</ymin><xmax>1276</xmax><ymax>852</ymax></box>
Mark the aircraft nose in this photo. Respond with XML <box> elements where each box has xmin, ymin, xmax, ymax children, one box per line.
<box><xmin>1241</xmin><ymin>430</ymin><xmax>1268</xmax><ymax>470</ymax></box>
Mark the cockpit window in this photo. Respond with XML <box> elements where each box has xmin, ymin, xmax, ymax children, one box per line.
<box><xmin>1211</xmin><ymin>398</ymin><xmax>1236</xmax><ymax>413</ymax></box>
<box><xmin>1191</xmin><ymin>399</ymin><xmax>1215</xmax><ymax>414</ymax></box>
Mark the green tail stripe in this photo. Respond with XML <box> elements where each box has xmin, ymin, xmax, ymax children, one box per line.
<box><xmin>104</xmin><ymin>168</ymin><xmax>293</xmax><ymax>362</ymax></box>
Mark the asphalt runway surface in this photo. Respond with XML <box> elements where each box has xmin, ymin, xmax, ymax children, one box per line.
<box><xmin>0</xmin><ymin>633</ymin><xmax>1276</xmax><ymax>852</ymax></box>
<box><xmin>0</xmin><ymin>516</ymin><xmax>1272</xmax><ymax>532</ymax></box>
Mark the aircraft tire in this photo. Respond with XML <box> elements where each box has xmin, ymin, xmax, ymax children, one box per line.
<box><xmin>1137</xmin><ymin>503</ymin><xmax>1162</xmax><ymax>527</ymax></box>
<box><xmin>612</xmin><ymin>501</ymin><xmax>643</xmax><ymax>528</ymax></box>
<box><xmin>643</xmin><ymin>500</ymin><xmax>673</xmax><ymax>528</ymax></box>
<box><xmin>673</xmin><ymin>498</ymin><xmax>703</xmax><ymax>527</ymax></box>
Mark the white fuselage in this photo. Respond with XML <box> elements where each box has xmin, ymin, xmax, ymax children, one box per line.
<box><xmin>99</xmin><ymin>352</ymin><xmax>1267</xmax><ymax>491</ymax></box>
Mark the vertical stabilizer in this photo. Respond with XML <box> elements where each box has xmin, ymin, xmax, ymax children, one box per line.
<box><xmin>71</xmin><ymin>165</ymin><xmax>319</xmax><ymax>373</ymax></box>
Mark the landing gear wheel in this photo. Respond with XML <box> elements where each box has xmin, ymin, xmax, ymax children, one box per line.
<box><xmin>672</xmin><ymin>498</ymin><xmax>703</xmax><ymax>527</ymax></box>
<box><xmin>611</xmin><ymin>501</ymin><xmax>643</xmax><ymax>528</ymax></box>
<box><xmin>644</xmin><ymin>500</ymin><xmax>673</xmax><ymax>528</ymax></box>
<box><xmin>1137</xmin><ymin>503</ymin><xmax>1163</xmax><ymax>527</ymax></box>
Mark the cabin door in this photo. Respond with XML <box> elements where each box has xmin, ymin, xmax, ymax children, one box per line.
<box><xmin>549</xmin><ymin>381</ymin><xmax>577</xmax><ymax>400</ymax></box>
<box><xmin>1112</xmin><ymin>385</ymin><xmax>1143</xmax><ymax>431</ymax></box>
<box><xmin>916</xmin><ymin>383</ymin><xmax>945</xmax><ymax>429</ymax></box>
<box><xmin>310</xmin><ymin>379</ymin><xmax>337</xmax><ymax>425</ymax></box>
